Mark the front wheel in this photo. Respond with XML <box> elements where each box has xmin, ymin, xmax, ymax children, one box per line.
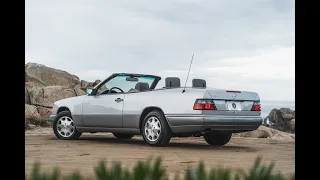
<box><xmin>141</xmin><ymin>110</ymin><xmax>172</xmax><ymax>146</ymax></box>
<box><xmin>53</xmin><ymin>111</ymin><xmax>82</xmax><ymax>140</ymax></box>
<box><xmin>203</xmin><ymin>132</ymin><xmax>232</xmax><ymax>146</ymax></box>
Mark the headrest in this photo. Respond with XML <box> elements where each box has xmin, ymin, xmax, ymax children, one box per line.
<box><xmin>192</xmin><ymin>79</ymin><xmax>206</xmax><ymax>87</ymax></box>
<box><xmin>135</xmin><ymin>82</ymin><xmax>150</xmax><ymax>91</ymax></box>
<box><xmin>165</xmin><ymin>77</ymin><xmax>181</xmax><ymax>88</ymax></box>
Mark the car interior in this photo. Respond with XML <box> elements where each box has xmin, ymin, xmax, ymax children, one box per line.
<box><xmin>127</xmin><ymin>82</ymin><xmax>150</xmax><ymax>93</ymax></box>
<box><xmin>97</xmin><ymin>76</ymin><xmax>207</xmax><ymax>95</ymax></box>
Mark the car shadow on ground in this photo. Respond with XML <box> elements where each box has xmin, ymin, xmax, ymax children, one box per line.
<box><xmin>49</xmin><ymin>135</ymin><xmax>257</xmax><ymax>152</ymax></box>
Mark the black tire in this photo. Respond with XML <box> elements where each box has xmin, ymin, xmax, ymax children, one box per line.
<box><xmin>141</xmin><ymin>110</ymin><xmax>172</xmax><ymax>146</ymax></box>
<box><xmin>53</xmin><ymin>111</ymin><xmax>82</xmax><ymax>140</ymax></box>
<box><xmin>203</xmin><ymin>132</ymin><xmax>232</xmax><ymax>146</ymax></box>
<box><xmin>113</xmin><ymin>133</ymin><xmax>134</xmax><ymax>139</ymax></box>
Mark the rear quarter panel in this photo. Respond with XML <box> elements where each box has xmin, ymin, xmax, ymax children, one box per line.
<box><xmin>122</xmin><ymin>88</ymin><xmax>206</xmax><ymax>128</ymax></box>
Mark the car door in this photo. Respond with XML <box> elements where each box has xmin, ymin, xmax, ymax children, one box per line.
<box><xmin>82</xmin><ymin>93</ymin><xmax>124</xmax><ymax>128</ymax></box>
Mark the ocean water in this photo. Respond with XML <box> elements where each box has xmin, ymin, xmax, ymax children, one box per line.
<box><xmin>260</xmin><ymin>100</ymin><xmax>295</xmax><ymax>118</ymax></box>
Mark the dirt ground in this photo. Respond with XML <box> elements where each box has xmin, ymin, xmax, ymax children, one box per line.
<box><xmin>25</xmin><ymin>128</ymin><xmax>295</xmax><ymax>179</ymax></box>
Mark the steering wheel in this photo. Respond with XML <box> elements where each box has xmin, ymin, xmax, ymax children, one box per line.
<box><xmin>108</xmin><ymin>87</ymin><xmax>124</xmax><ymax>93</ymax></box>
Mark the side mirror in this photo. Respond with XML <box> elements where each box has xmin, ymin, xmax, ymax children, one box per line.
<box><xmin>86</xmin><ymin>88</ymin><xmax>93</xmax><ymax>95</ymax></box>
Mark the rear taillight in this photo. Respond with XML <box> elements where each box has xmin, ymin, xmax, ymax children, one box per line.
<box><xmin>193</xmin><ymin>99</ymin><xmax>216</xmax><ymax>110</ymax></box>
<box><xmin>251</xmin><ymin>101</ymin><xmax>261</xmax><ymax>111</ymax></box>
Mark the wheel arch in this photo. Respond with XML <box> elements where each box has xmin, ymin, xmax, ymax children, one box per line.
<box><xmin>57</xmin><ymin>106</ymin><xmax>71</xmax><ymax>114</ymax></box>
<box><xmin>139</xmin><ymin>106</ymin><xmax>171</xmax><ymax>130</ymax></box>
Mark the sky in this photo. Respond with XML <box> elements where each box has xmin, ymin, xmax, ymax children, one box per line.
<box><xmin>25</xmin><ymin>0</ymin><xmax>295</xmax><ymax>102</ymax></box>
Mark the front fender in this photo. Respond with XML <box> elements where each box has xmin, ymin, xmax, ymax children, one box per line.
<box><xmin>50</xmin><ymin>95</ymin><xmax>87</xmax><ymax>126</ymax></box>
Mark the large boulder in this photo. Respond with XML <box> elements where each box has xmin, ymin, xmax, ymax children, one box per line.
<box><xmin>25</xmin><ymin>88</ymin><xmax>31</xmax><ymax>104</ymax></box>
<box><xmin>235</xmin><ymin>126</ymin><xmax>295</xmax><ymax>141</ymax></box>
<box><xmin>25</xmin><ymin>118</ymin><xmax>29</xmax><ymax>130</ymax></box>
<box><xmin>28</xmin><ymin>86</ymin><xmax>77</xmax><ymax>107</ymax></box>
<box><xmin>25</xmin><ymin>75</ymin><xmax>46</xmax><ymax>88</ymax></box>
<box><xmin>289</xmin><ymin>119</ymin><xmax>295</xmax><ymax>132</ymax></box>
<box><xmin>267</xmin><ymin>108</ymin><xmax>295</xmax><ymax>133</ymax></box>
<box><xmin>237</xmin><ymin>126</ymin><xmax>272</xmax><ymax>138</ymax></box>
<box><xmin>25</xmin><ymin>63</ymin><xmax>80</xmax><ymax>88</ymax></box>
<box><xmin>74</xmin><ymin>88</ymin><xmax>87</xmax><ymax>96</ymax></box>
<box><xmin>80</xmin><ymin>80</ymin><xmax>92</xmax><ymax>89</ymax></box>
<box><xmin>93</xmin><ymin>80</ymin><xmax>101</xmax><ymax>86</ymax></box>
<box><xmin>25</xmin><ymin>104</ymin><xmax>40</xmax><ymax>120</ymax></box>
<box><xmin>271</xmin><ymin>132</ymin><xmax>295</xmax><ymax>142</ymax></box>
<box><xmin>37</xmin><ymin>106</ymin><xmax>52</xmax><ymax>121</ymax></box>
<box><xmin>80</xmin><ymin>79</ymin><xmax>101</xmax><ymax>91</ymax></box>
<box><xmin>24</xmin><ymin>62</ymin><xmax>103</xmax><ymax>128</ymax></box>
<box><xmin>25</xmin><ymin>104</ymin><xmax>50</xmax><ymax>126</ymax></box>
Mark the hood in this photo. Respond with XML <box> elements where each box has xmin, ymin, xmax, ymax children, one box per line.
<box><xmin>55</xmin><ymin>95</ymin><xmax>88</xmax><ymax>105</ymax></box>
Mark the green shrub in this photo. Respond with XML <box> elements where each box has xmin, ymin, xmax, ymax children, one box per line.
<box><xmin>28</xmin><ymin>156</ymin><xmax>294</xmax><ymax>180</ymax></box>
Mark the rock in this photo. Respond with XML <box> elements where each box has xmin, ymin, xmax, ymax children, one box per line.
<box><xmin>80</xmin><ymin>79</ymin><xmax>101</xmax><ymax>90</ymax></box>
<box><xmin>25</xmin><ymin>88</ymin><xmax>31</xmax><ymax>104</ymax></box>
<box><xmin>25</xmin><ymin>63</ymin><xmax>80</xmax><ymax>88</ymax></box>
<box><xmin>25</xmin><ymin>104</ymin><xmax>50</xmax><ymax>126</ymax></box>
<box><xmin>262</xmin><ymin>117</ymin><xmax>274</xmax><ymax>127</ymax></box>
<box><xmin>289</xmin><ymin>119</ymin><xmax>295</xmax><ymax>132</ymax></box>
<box><xmin>74</xmin><ymin>84</ymin><xmax>81</xmax><ymax>89</ymax></box>
<box><xmin>25</xmin><ymin>118</ymin><xmax>30</xmax><ymax>130</ymax></box>
<box><xmin>25</xmin><ymin>118</ymin><xmax>36</xmax><ymax>130</ymax></box>
<box><xmin>279</xmin><ymin>108</ymin><xmax>295</xmax><ymax>120</ymax></box>
<box><xmin>237</xmin><ymin>126</ymin><xmax>274</xmax><ymax>138</ymax></box>
<box><xmin>74</xmin><ymin>88</ymin><xmax>87</xmax><ymax>96</ymax></box>
<box><xmin>25</xmin><ymin>62</ymin><xmax>104</xmax><ymax>127</ymax></box>
<box><xmin>25</xmin><ymin>80</ymin><xmax>45</xmax><ymax>90</ymax></box>
<box><xmin>267</xmin><ymin>108</ymin><xmax>295</xmax><ymax>133</ymax></box>
<box><xmin>25</xmin><ymin>62</ymin><xmax>103</xmax><ymax>127</ymax></box>
<box><xmin>93</xmin><ymin>80</ymin><xmax>101</xmax><ymax>87</ymax></box>
<box><xmin>80</xmin><ymin>80</ymin><xmax>91</xmax><ymax>89</ymax></box>
<box><xmin>237</xmin><ymin>128</ymin><xmax>269</xmax><ymax>138</ymax></box>
<box><xmin>25</xmin><ymin>104</ymin><xmax>40</xmax><ymax>120</ymax></box>
<box><xmin>271</xmin><ymin>133</ymin><xmax>295</xmax><ymax>142</ymax></box>
<box><xmin>37</xmin><ymin>106</ymin><xmax>52</xmax><ymax>120</ymax></box>
<box><xmin>28</xmin><ymin>86</ymin><xmax>76</xmax><ymax>107</ymax></box>
<box><xmin>236</xmin><ymin>126</ymin><xmax>294</xmax><ymax>142</ymax></box>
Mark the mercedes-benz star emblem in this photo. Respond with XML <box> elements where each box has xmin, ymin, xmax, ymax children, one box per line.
<box><xmin>232</xmin><ymin>103</ymin><xmax>236</xmax><ymax>109</ymax></box>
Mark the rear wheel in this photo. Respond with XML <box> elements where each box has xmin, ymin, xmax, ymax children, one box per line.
<box><xmin>113</xmin><ymin>133</ymin><xmax>134</xmax><ymax>139</ymax></box>
<box><xmin>203</xmin><ymin>132</ymin><xmax>232</xmax><ymax>146</ymax></box>
<box><xmin>141</xmin><ymin>110</ymin><xmax>172</xmax><ymax>146</ymax></box>
<box><xmin>53</xmin><ymin>111</ymin><xmax>82</xmax><ymax>140</ymax></box>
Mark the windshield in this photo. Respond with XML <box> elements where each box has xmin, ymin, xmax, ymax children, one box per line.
<box><xmin>107</xmin><ymin>75</ymin><xmax>155</xmax><ymax>92</ymax></box>
<box><xmin>96</xmin><ymin>75</ymin><xmax>156</xmax><ymax>95</ymax></box>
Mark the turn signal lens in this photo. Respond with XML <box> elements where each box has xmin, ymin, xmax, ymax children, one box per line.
<box><xmin>251</xmin><ymin>102</ymin><xmax>261</xmax><ymax>111</ymax></box>
<box><xmin>193</xmin><ymin>99</ymin><xmax>216</xmax><ymax>110</ymax></box>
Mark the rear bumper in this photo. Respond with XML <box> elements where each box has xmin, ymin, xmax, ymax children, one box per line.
<box><xmin>165</xmin><ymin>115</ymin><xmax>263</xmax><ymax>134</ymax></box>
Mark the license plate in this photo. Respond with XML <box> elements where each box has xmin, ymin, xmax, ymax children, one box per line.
<box><xmin>227</xmin><ymin>101</ymin><xmax>242</xmax><ymax>111</ymax></box>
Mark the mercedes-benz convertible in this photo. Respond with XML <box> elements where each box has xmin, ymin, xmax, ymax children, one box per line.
<box><xmin>49</xmin><ymin>73</ymin><xmax>262</xmax><ymax>146</ymax></box>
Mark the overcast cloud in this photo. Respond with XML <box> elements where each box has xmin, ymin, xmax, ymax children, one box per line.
<box><xmin>25</xmin><ymin>0</ymin><xmax>295</xmax><ymax>101</ymax></box>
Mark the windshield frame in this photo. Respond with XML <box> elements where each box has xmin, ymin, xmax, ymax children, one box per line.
<box><xmin>90</xmin><ymin>73</ymin><xmax>161</xmax><ymax>96</ymax></box>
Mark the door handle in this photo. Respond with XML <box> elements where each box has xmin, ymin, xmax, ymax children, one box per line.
<box><xmin>115</xmin><ymin>98</ymin><xmax>123</xmax><ymax>102</ymax></box>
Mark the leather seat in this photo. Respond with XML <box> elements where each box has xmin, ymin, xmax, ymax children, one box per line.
<box><xmin>135</xmin><ymin>82</ymin><xmax>150</xmax><ymax>91</ymax></box>
<box><xmin>165</xmin><ymin>77</ymin><xmax>181</xmax><ymax>88</ymax></box>
<box><xmin>192</xmin><ymin>79</ymin><xmax>206</xmax><ymax>88</ymax></box>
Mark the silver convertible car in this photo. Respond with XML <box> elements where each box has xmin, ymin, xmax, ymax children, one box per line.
<box><xmin>49</xmin><ymin>73</ymin><xmax>263</xmax><ymax>146</ymax></box>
